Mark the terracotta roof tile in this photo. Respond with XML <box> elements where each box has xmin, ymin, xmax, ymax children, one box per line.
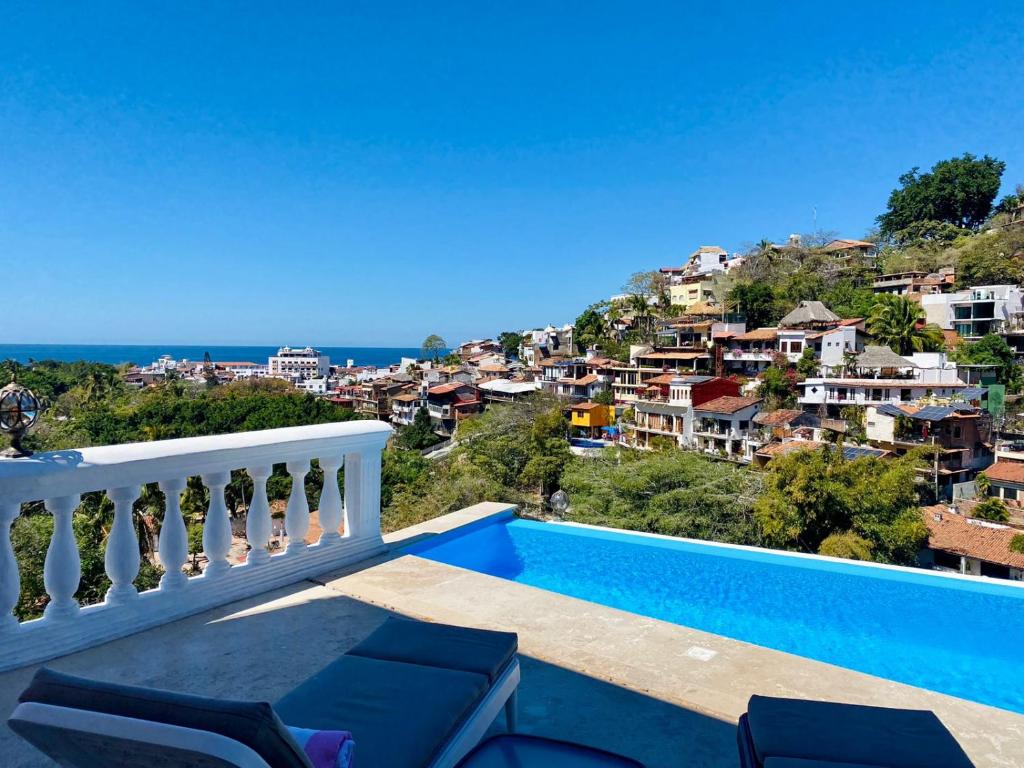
<box><xmin>733</xmin><ymin>328</ymin><xmax>778</xmax><ymax>342</ymax></box>
<box><xmin>753</xmin><ymin>409</ymin><xmax>804</xmax><ymax>427</ymax></box>
<box><xmin>694</xmin><ymin>395</ymin><xmax>762</xmax><ymax>414</ymax></box>
<box><xmin>981</xmin><ymin>462</ymin><xmax>1024</xmax><ymax>484</ymax></box>
<box><xmin>923</xmin><ymin>506</ymin><xmax>1024</xmax><ymax>569</ymax></box>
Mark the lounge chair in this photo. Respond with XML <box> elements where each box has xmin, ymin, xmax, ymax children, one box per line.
<box><xmin>9</xmin><ymin>617</ymin><xmax>520</xmax><ymax>768</ymax></box>
<box><xmin>737</xmin><ymin>694</ymin><xmax>975</xmax><ymax>768</ymax></box>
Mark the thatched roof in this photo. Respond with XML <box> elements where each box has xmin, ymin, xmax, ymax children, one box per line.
<box><xmin>855</xmin><ymin>345</ymin><xmax>918</xmax><ymax>369</ymax></box>
<box><xmin>779</xmin><ymin>301</ymin><xmax>840</xmax><ymax>327</ymax></box>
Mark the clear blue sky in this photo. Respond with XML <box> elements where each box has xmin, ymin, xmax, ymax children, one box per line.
<box><xmin>3</xmin><ymin>2</ymin><xmax>1022</xmax><ymax>347</ymax></box>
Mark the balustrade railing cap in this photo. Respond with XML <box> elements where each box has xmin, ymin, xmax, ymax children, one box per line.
<box><xmin>0</xmin><ymin>421</ymin><xmax>392</xmax><ymax>503</ymax></box>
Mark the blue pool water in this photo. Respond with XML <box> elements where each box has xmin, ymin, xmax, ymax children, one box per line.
<box><xmin>406</xmin><ymin>515</ymin><xmax>1024</xmax><ymax>714</ymax></box>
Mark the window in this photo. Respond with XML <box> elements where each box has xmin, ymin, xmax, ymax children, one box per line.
<box><xmin>791</xmin><ymin>341</ymin><xmax>803</xmax><ymax>353</ymax></box>
<box><xmin>953</xmin><ymin>426</ymin><xmax>962</xmax><ymax>439</ymax></box>
<box><xmin>1004</xmin><ymin>487</ymin><xmax>1018</xmax><ymax>501</ymax></box>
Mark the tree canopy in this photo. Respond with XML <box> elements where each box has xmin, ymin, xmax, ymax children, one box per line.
<box><xmin>867</xmin><ymin>294</ymin><xmax>944</xmax><ymax>355</ymax></box>
<box><xmin>421</xmin><ymin>334</ymin><xmax>447</xmax><ymax>362</ymax></box>
<box><xmin>877</xmin><ymin>153</ymin><xmax>1006</xmax><ymax>239</ymax></box>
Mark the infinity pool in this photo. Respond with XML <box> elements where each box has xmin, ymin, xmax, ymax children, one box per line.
<box><xmin>405</xmin><ymin>514</ymin><xmax>1024</xmax><ymax>714</ymax></box>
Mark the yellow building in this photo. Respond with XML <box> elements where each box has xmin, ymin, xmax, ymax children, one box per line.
<box><xmin>668</xmin><ymin>275</ymin><xmax>716</xmax><ymax>309</ymax></box>
<box><xmin>570</xmin><ymin>402</ymin><xmax>616</xmax><ymax>437</ymax></box>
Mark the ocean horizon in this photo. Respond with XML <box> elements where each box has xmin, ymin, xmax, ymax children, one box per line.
<box><xmin>0</xmin><ymin>344</ymin><xmax>430</xmax><ymax>369</ymax></box>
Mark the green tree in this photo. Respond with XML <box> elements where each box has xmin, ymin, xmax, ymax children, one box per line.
<box><xmin>877</xmin><ymin>153</ymin><xmax>1006</xmax><ymax>238</ymax></box>
<box><xmin>398</xmin><ymin>406</ymin><xmax>442</xmax><ymax>450</ymax></box>
<box><xmin>593</xmin><ymin>388</ymin><xmax>614</xmax><ymax>406</ymax></box>
<box><xmin>818</xmin><ymin>531</ymin><xmax>873</xmax><ymax>561</ymax></box>
<box><xmin>867</xmin><ymin>294</ymin><xmax>945</xmax><ymax>355</ymax></box>
<box><xmin>421</xmin><ymin>334</ymin><xmax>448</xmax><ymax>362</ymax></box>
<box><xmin>754</xmin><ymin>446</ymin><xmax>928</xmax><ymax>565</ymax></box>
<box><xmin>757</xmin><ymin>355</ymin><xmax>799</xmax><ymax>410</ymax></box>
<box><xmin>497</xmin><ymin>331</ymin><xmax>523</xmax><ymax>359</ymax></box>
<box><xmin>730</xmin><ymin>282</ymin><xmax>778</xmax><ymax>329</ymax></box>
<box><xmin>796</xmin><ymin>347</ymin><xmax>818</xmax><ymax>377</ymax></box>
<box><xmin>973</xmin><ymin>496</ymin><xmax>1009</xmax><ymax>522</ymax></box>
<box><xmin>573</xmin><ymin>303</ymin><xmax>610</xmax><ymax>353</ymax></box>
<box><xmin>1010</xmin><ymin>533</ymin><xmax>1024</xmax><ymax>555</ymax></box>
<box><xmin>975</xmin><ymin>471</ymin><xmax>991</xmax><ymax>496</ymax></box>
<box><xmin>954</xmin><ymin>227</ymin><xmax>1024</xmax><ymax>287</ymax></box>
<box><xmin>951</xmin><ymin>334</ymin><xmax>1021</xmax><ymax>390</ymax></box>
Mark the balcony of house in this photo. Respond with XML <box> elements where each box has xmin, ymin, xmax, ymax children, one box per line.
<box><xmin>0</xmin><ymin>423</ymin><xmax>1020</xmax><ymax>767</ymax></box>
<box><xmin>427</xmin><ymin>403</ymin><xmax>452</xmax><ymax>419</ymax></box>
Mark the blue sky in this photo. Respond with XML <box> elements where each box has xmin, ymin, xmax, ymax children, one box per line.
<box><xmin>3</xmin><ymin>2</ymin><xmax>1022</xmax><ymax>347</ymax></box>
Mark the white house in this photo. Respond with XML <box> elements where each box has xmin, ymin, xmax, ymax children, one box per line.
<box><xmin>691</xmin><ymin>396</ymin><xmax>763</xmax><ymax>461</ymax></box>
<box><xmin>268</xmin><ymin>346</ymin><xmax>331</xmax><ymax>379</ymax></box>
<box><xmin>921</xmin><ymin>284</ymin><xmax>1024</xmax><ymax>341</ymax></box>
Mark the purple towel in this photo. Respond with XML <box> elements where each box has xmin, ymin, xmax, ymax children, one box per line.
<box><xmin>286</xmin><ymin>726</ymin><xmax>355</xmax><ymax>768</ymax></box>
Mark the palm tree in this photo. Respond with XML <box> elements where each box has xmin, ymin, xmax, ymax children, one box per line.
<box><xmin>867</xmin><ymin>295</ymin><xmax>945</xmax><ymax>355</ymax></box>
<box><xmin>627</xmin><ymin>294</ymin><xmax>655</xmax><ymax>342</ymax></box>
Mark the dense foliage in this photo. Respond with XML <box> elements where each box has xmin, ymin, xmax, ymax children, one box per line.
<box><xmin>754</xmin><ymin>446</ymin><xmax>930</xmax><ymax>565</ymax></box>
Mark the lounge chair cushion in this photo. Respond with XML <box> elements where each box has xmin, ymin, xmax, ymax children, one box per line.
<box><xmin>347</xmin><ymin>617</ymin><xmax>518</xmax><ymax>683</ymax></box>
<box><xmin>16</xmin><ymin>667</ymin><xmax>313</xmax><ymax>768</ymax></box>
<box><xmin>745</xmin><ymin>695</ymin><xmax>973</xmax><ymax>768</ymax></box>
<box><xmin>274</xmin><ymin>653</ymin><xmax>490</xmax><ymax>768</ymax></box>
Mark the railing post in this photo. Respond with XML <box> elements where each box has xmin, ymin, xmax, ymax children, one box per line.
<box><xmin>284</xmin><ymin>460</ymin><xmax>310</xmax><ymax>555</ymax></box>
<box><xmin>245</xmin><ymin>465</ymin><xmax>273</xmax><ymax>565</ymax></box>
<box><xmin>43</xmin><ymin>495</ymin><xmax>82</xmax><ymax>620</ymax></box>
<box><xmin>343</xmin><ymin>448</ymin><xmax>383</xmax><ymax>542</ymax></box>
<box><xmin>158</xmin><ymin>478</ymin><xmax>188</xmax><ymax>591</ymax></box>
<box><xmin>0</xmin><ymin>502</ymin><xmax>20</xmax><ymax>632</ymax></box>
<box><xmin>317</xmin><ymin>454</ymin><xmax>344</xmax><ymax>544</ymax></box>
<box><xmin>105</xmin><ymin>486</ymin><xmax>141</xmax><ymax>605</ymax></box>
<box><xmin>200</xmin><ymin>472</ymin><xmax>232</xmax><ymax>577</ymax></box>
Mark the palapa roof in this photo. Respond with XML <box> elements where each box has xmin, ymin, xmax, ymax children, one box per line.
<box><xmin>779</xmin><ymin>301</ymin><xmax>841</xmax><ymax>327</ymax></box>
<box><xmin>855</xmin><ymin>346</ymin><xmax>918</xmax><ymax>369</ymax></box>
<box><xmin>923</xmin><ymin>506</ymin><xmax>1024</xmax><ymax>569</ymax></box>
<box><xmin>822</xmin><ymin>238</ymin><xmax>875</xmax><ymax>252</ymax></box>
<box><xmin>682</xmin><ymin>300</ymin><xmax>721</xmax><ymax>316</ymax></box>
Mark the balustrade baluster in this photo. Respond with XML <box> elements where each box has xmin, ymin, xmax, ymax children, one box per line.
<box><xmin>0</xmin><ymin>503</ymin><xmax>20</xmax><ymax>632</ymax></box>
<box><xmin>105</xmin><ymin>486</ymin><xmax>141</xmax><ymax>604</ymax></box>
<box><xmin>245</xmin><ymin>465</ymin><xmax>272</xmax><ymax>565</ymax></box>
<box><xmin>201</xmin><ymin>472</ymin><xmax>232</xmax><ymax>577</ymax></box>
<box><xmin>344</xmin><ymin>449</ymin><xmax>383</xmax><ymax>541</ymax></box>
<box><xmin>43</xmin><ymin>495</ymin><xmax>82</xmax><ymax>619</ymax></box>
<box><xmin>285</xmin><ymin>460</ymin><xmax>310</xmax><ymax>554</ymax></box>
<box><xmin>158</xmin><ymin>478</ymin><xmax>188</xmax><ymax>590</ymax></box>
<box><xmin>316</xmin><ymin>455</ymin><xmax>344</xmax><ymax>544</ymax></box>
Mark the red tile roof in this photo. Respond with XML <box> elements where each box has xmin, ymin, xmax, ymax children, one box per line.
<box><xmin>981</xmin><ymin>462</ymin><xmax>1024</xmax><ymax>485</ymax></box>
<box><xmin>733</xmin><ymin>328</ymin><xmax>778</xmax><ymax>342</ymax></box>
<box><xmin>694</xmin><ymin>396</ymin><xmax>762</xmax><ymax>414</ymax></box>
<box><xmin>755</xmin><ymin>440</ymin><xmax>824</xmax><ymax>458</ymax></box>
<box><xmin>428</xmin><ymin>382</ymin><xmax>467</xmax><ymax>395</ymax></box>
<box><xmin>923</xmin><ymin>506</ymin><xmax>1024</xmax><ymax>569</ymax></box>
<box><xmin>753</xmin><ymin>409</ymin><xmax>804</xmax><ymax>427</ymax></box>
<box><xmin>571</xmin><ymin>402</ymin><xmax>604</xmax><ymax>411</ymax></box>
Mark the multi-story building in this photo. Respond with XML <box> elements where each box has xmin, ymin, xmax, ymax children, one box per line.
<box><xmin>426</xmin><ymin>382</ymin><xmax>483</xmax><ymax>436</ymax></box>
<box><xmin>355</xmin><ymin>378</ymin><xmax>414</xmax><ymax>420</ymax></box>
<box><xmin>569</xmin><ymin>403</ymin><xmax>615</xmax><ymax>438</ymax></box>
<box><xmin>268</xmin><ymin>346</ymin><xmax>330</xmax><ymax>379</ymax></box>
<box><xmin>630</xmin><ymin>375</ymin><xmax>741</xmax><ymax>449</ymax></box>
<box><xmin>691</xmin><ymin>396</ymin><xmax>763</xmax><ymax>461</ymax></box>
<box><xmin>723</xmin><ymin>328</ymin><xmax>778</xmax><ymax>374</ymax></box>
<box><xmin>866</xmin><ymin>404</ymin><xmax>993</xmax><ymax>499</ymax></box>
<box><xmin>391</xmin><ymin>392</ymin><xmax>425</xmax><ymax>426</ymax></box>
<box><xmin>921</xmin><ymin>284</ymin><xmax>1024</xmax><ymax>342</ymax></box>
<box><xmin>873</xmin><ymin>268</ymin><xmax>955</xmax><ymax>296</ymax></box>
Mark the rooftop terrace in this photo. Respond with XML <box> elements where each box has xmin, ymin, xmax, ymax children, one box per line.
<box><xmin>0</xmin><ymin>424</ymin><xmax>1022</xmax><ymax>766</ymax></box>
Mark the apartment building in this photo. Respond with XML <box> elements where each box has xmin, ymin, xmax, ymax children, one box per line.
<box><xmin>268</xmin><ymin>346</ymin><xmax>331</xmax><ymax>379</ymax></box>
<box><xmin>692</xmin><ymin>396</ymin><xmax>763</xmax><ymax>461</ymax></box>
<box><xmin>630</xmin><ymin>375</ymin><xmax>740</xmax><ymax>449</ymax></box>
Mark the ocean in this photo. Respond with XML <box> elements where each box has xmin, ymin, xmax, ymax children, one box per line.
<box><xmin>0</xmin><ymin>344</ymin><xmax>429</xmax><ymax>369</ymax></box>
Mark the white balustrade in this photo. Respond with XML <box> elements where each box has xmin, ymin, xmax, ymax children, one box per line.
<box><xmin>0</xmin><ymin>420</ymin><xmax>391</xmax><ymax>672</ymax></box>
<box><xmin>158</xmin><ymin>478</ymin><xmax>188</xmax><ymax>590</ymax></box>
<box><xmin>201</xmin><ymin>471</ymin><xmax>232</xmax><ymax>576</ymax></box>
<box><xmin>284</xmin><ymin>460</ymin><xmax>310</xmax><ymax>555</ymax></box>
<box><xmin>245</xmin><ymin>465</ymin><xmax>272</xmax><ymax>565</ymax></box>
<box><xmin>43</xmin><ymin>495</ymin><xmax>81</xmax><ymax>620</ymax></box>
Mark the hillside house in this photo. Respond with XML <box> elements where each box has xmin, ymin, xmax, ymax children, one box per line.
<box><xmin>426</xmin><ymin>382</ymin><xmax>483</xmax><ymax>436</ymax></box>
<box><xmin>692</xmin><ymin>396</ymin><xmax>763</xmax><ymax>461</ymax></box>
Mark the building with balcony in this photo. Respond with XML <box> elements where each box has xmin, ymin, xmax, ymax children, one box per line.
<box><xmin>691</xmin><ymin>396</ymin><xmax>762</xmax><ymax>461</ymax></box>
<box><xmin>723</xmin><ymin>328</ymin><xmax>778</xmax><ymax>373</ymax></box>
<box><xmin>921</xmin><ymin>284</ymin><xmax>1024</xmax><ymax>342</ymax></box>
<box><xmin>630</xmin><ymin>375</ymin><xmax>740</xmax><ymax>449</ymax></box>
<box><xmin>390</xmin><ymin>392</ymin><xmax>424</xmax><ymax>426</ymax></box>
<box><xmin>354</xmin><ymin>377</ymin><xmax>415</xmax><ymax>420</ymax></box>
<box><xmin>866</xmin><ymin>404</ymin><xmax>993</xmax><ymax>499</ymax></box>
<box><xmin>268</xmin><ymin>346</ymin><xmax>331</xmax><ymax>379</ymax></box>
<box><xmin>426</xmin><ymin>382</ymin><xmax>482</xmax><ymax>435</ymax></box>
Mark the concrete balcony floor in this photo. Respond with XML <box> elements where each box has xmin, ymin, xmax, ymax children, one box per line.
<box><xmin>2</xmin><ymin>502</ymin><xmax>1023</xmax><ymax>767</ymax></box>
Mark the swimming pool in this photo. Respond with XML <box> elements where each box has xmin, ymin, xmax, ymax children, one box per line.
<box><xmin>405</xmin><ymin>514</ymin><xmax>1024</xmax><ymax>714</ymax></box>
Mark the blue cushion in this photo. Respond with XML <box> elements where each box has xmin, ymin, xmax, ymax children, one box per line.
<box><xmin>347</xmin><ymin>617</ymin><xmax>518</xmax><ymax>683</ymax></box>
<box><xmin>274</xmin><ymin>654</ymin><xmax>489</xmax><ymax>768</ymax></box>
<box><xmin>745</xmin><ymin>695</ymin><xmax>973</xmax><ymax>768</ymax></box>
<box><xmin>14</xmin><ymin>667</ymin><xmax>312</xmax><ymax>768</ymax></box>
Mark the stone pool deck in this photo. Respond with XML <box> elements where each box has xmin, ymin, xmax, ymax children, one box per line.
<box><xmin>1</xmin><ymin>502</ymin><xmax>1022</xmax><ymax>767</ymax></box>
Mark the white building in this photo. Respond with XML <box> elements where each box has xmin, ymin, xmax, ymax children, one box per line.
<box><xmin>268</xmin><ymin>346</ymin><xmax>331</xmax><ymax>379</ymax></box>
<box><xmin>921</xmin><ymin>284</ymin><xmax>1024</xmax><ymax>341</ymax></box>
<box><xmin>691</xmin><ymin>396</ymin><xmax>763</xmax><ymax>461</ymax></box>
